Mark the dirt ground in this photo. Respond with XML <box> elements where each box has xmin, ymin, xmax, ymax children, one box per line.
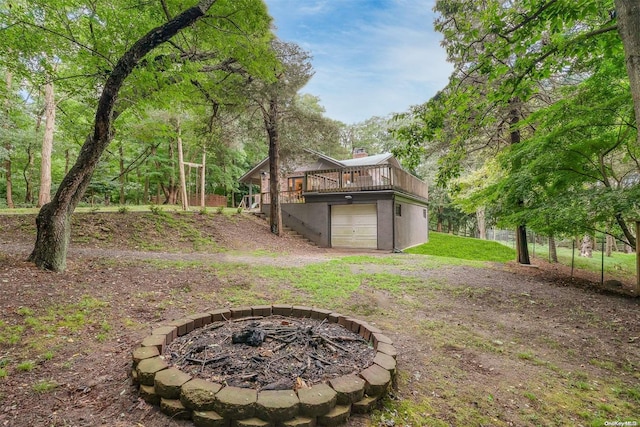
<box><xmin>0</xmin><ymin>211</ymin><xmax>638</xmax><ymax>427</ymax></box>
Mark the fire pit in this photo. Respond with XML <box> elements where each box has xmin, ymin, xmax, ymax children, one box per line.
<box><xmin>131</xmin><ymin>305</ymin><xmax>397</xmax><ymax>426</ymax></box>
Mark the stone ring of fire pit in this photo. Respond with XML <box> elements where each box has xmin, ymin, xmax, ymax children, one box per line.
<box><xmin>131</xmin><ymin>305</ymin><xmax>398</xmax><ymax>426</ymax></box>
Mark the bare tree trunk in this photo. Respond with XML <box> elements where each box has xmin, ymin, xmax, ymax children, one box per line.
<box><xmin>616</xmin><ymin>0</ymin><xmax>640</xmax><ymax>148</ymax></box>
<box><xmin>143</xmin><ymin>173</ymin><xmax>149</xmax><ymax>203</ymax></box>
<box><xmin>549</xmin><ymin>234</ymin><xmax>558</xmax><ymax>263</ymax></box>
<box><xmin>510</xmin><ymin>98</ymin><xmax>530</xmax><ymax>264</ymax></box>
<box><xmin>23</xmin><ymin>143</ymin><xmax>34</xmax><ymax>204</ymax></box>
<box><xmin>516</xmin><ymin>225</ymin><xmax>531</xmax><ymax>264</ymax></box>
<box><xmin>64</xmin><ymin>149</ymin><xmax>70</xmax><ymax>174</ymax></box>
<box><xmin>29</xmin><ymin>1</ymin><xmax>217</xmax><ymax>271</ymax></box>
<box><xmin>436</xmin><ymin>206</ymin><xmax>443</xmax><ymax>232</ymax></box>
<box><xmin>4</xmin><ymin>71</ymin><xmax>14</xmax><ymax>209</ymax></box>
<box><xmin>476</xmin><ymin>206</ymin><xmax>486</xmax><ymax>239</ymax></box>
<box><xmin>265</xmin><ymin>98</ymin><xmax>282</xmax><ymax>235</ymax></box>
<box><xmin>119</xmin><ymin>143</ymin><xmax>125</xmax><ymax>205</ymax></box>
<box><xmin>606</xmin><ymin>234</ymin><xmax>613</xmax><ymax>257</ymax></box>
<box><xmin>38</xmin><ymin>77</ymin><xmax>55</xmax><ymax>207</ymax></box>
<box><xmin>580</xmin><ymin>235</ymin><xmax>593</xmax><ymax>258</ymax></box>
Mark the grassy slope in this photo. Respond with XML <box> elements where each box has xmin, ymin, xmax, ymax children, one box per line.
<box><xmin>405</xmin><ymin>232</ymin><xmax>517</xmax><ymax>263</ymax></box>
<box><xmin>408</xmin><ymin>232</ymin><xmax>637</xmax><ymax>282</ymax></box>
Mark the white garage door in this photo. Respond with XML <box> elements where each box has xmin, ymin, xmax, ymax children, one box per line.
<box><xmin>331</xmin><ymin>204</ymin><xmax>378</xmax><ymax>249</ymax></box>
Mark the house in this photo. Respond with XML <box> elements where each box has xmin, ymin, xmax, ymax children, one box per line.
<box><xmin>239</xmin><ymin>149</ymin><xmax>429</xmax><ymax>251</ymax></box>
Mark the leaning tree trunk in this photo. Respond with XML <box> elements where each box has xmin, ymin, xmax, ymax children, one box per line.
<box><xmin>29</xmin><ymin>0</ymin><xmax>218</xmax><ymax>271</ymax></box>
<box><xmin>265</xmin><ymin>98</ymin><xmax>282</xmax><ymax>236</ymax></box>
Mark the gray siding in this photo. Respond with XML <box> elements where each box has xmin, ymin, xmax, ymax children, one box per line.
<box><xmin>393</xmin><ymin>196</ymin><xmax>429</xmax><ymax>250</ymax></box>
<box><xmin>376</xmin><ymin>199</ymin><xmax>394</xmax><ymax>251</ymax></box>
<box><xmin>261</xmin><ymin>190</ymin><xmax>427</xmax><ymax>251</ymax></box>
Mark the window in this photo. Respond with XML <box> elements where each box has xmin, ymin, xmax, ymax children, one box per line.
<box><xmin>423</xmin><ymin>209</ymin><xmax>427</xmax><ymax>218</ymax></box>
<box><xmin>395</xmin><ymin>204</ymin><xmax>402</xmax><ymax>216</ymax></box>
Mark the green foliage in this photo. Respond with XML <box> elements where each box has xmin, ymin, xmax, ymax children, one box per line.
<box><xmin>405</xmin><ymin>232</ymin><xmax>516</xmax><ymax>262</ymax></box>
<box><xmin>395</xmin><ymin>0</ymin><xmax>638</xmax><ymax>250</ymax></box>
<box><xmin>0</xmin><ymin>0</ymin><xmax>278</xmax><ymax>222</ymax></box>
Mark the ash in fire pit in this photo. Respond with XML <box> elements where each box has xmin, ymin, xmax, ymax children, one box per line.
<box><xmin>164</xmin><ymin>315</ymin><xmax>375</xmax><ymax>390</ymax></box>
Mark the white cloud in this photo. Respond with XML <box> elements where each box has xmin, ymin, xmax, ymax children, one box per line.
<box><xmin>265</xmin><ymin>0</ymin><xmax>452</xmax><ymax>124</ymax></box>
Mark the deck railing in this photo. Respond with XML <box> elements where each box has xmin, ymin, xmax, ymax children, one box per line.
<box><xmin>260</xmin><ymin>190</ymin><xmax>305</xmax><ymax>205</ymax></box>
<box><xmin>304</xmin><ymin>164</ymin><xmax>428</xmax><ymax>200</ymax></box>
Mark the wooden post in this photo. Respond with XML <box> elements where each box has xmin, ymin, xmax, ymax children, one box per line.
<box><xmin>636</xmin><ymin>221</ymin><xmax>639</xmax><ymax>294</ymax></box>
<box><xmin>200</xmin><ymin>150</ymin><xmax>206</xmax><ymax>208</ymax></box>
<box><xmin>176</xmin><ymin>121</ymin><xmax>188</xmax><ymax>211</ymax></box>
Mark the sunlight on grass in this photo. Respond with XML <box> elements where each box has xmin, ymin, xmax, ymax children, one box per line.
<box><xmin>405</xmin><ymin>232</ymin><xmax>516</xmax><ymax>262</ymax></box>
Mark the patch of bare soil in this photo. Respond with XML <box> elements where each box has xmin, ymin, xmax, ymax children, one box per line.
<box><xmin>0</xmin><ymin>211</ymin><xmax>638</xmax><ymax>427</ymax></box>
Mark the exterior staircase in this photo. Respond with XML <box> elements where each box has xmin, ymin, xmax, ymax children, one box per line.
<box><xmin>250</xmin><ymin>212</ymin><xmax>317</xmax><ymax>246</ymax></box>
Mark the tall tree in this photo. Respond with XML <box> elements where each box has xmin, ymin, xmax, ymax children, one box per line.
<box><xmin>247</xmin><ymin>40</ymin><xmax>314</xmax><ymax>235</ymax></box>
<box><xmin>488</xmin><ymin>55</ymin><xmax>638</xmax><ymax>248</ymax></box>
<box><xmin>3</xmin><ymin>0</ymin><xmax>274</xmax><ymax>271</ymax></box>
<box><xmin>3</xmin><ymin>71</ymin><xmax>14</xmax><ymax>208</ymax></box>
<box><xmin>38</xmin><ymin>73</ymin><xmax>56</xmax><ymax>207</ymax></box>
<box><xmin>615</xmin><ymin>0</ymin><xmax>640</xmax><ymax>146</ymax></box>
<box><xmin>396</xmin><ymin>0</ymin><xmax>639</xmax><ymax>264</ymax></box>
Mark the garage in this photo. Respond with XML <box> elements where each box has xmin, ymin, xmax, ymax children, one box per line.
<box><xmin>331</xmin><ymin>204</ymin><xmax>378</xmax><ymax>249</ymax></box>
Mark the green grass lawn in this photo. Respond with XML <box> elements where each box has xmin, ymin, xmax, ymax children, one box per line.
<box><xmin>529</xmin><ymin>243</ymin><xmax>637</xmax><ymax>281</ymax></box>
<box><xmin>409</xmin><ymin>232</ymin><xmax>637</xmax><ymax>282</ymax></box>
<box><xmin>405</xmin><ymin>232</ymin><xmax>517</xmax><ymax>262</ymax></box>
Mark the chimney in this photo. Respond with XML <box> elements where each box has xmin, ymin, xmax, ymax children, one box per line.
<box><xmin>352</xmin><ymin>148</ymin><xmax>368</xmax><ymax>159</ymax></box>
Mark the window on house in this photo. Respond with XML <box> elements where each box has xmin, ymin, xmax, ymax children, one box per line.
<box><xmin>423</xmin><ymin>209</ymin><xmax>427</xmax><ymax>218</ymax></box>
<box><xmin>396</xmin><ymin>204</ymin><xmax>402</xmax><ymax>216</ymax></box>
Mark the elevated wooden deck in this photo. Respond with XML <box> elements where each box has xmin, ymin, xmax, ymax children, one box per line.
<box><xmin>304</xmin><ymin>164</ymin><xmax>428</xmax><ymax>201</ymax></box>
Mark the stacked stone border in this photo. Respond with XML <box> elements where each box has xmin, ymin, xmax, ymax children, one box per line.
<box><xmin>131</xmin><ymin>305</ymin><xmax>398</xmax><ymax>427</ymax></box>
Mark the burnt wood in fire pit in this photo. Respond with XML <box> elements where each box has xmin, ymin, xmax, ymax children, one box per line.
<box><xmin>132</xmin><ymin>306</ymin><xmax>398</xmax><ymax>426</ymax></box>
<box><xmin>164</xmin><ymin>315</ymin><xmax>375</xmax><ymax>390</ymax></box>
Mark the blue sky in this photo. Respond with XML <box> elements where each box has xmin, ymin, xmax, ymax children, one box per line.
<box><xmin>263</xmin><ymin>0</ymin><xmax>452</xmax><ymax>125</ymax></box>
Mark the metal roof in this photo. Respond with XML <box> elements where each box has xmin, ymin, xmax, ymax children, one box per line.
<box><xmin>339</xmin><ymin>153</ymin><xmax>395</xmax><ymax>167</ymax></box>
